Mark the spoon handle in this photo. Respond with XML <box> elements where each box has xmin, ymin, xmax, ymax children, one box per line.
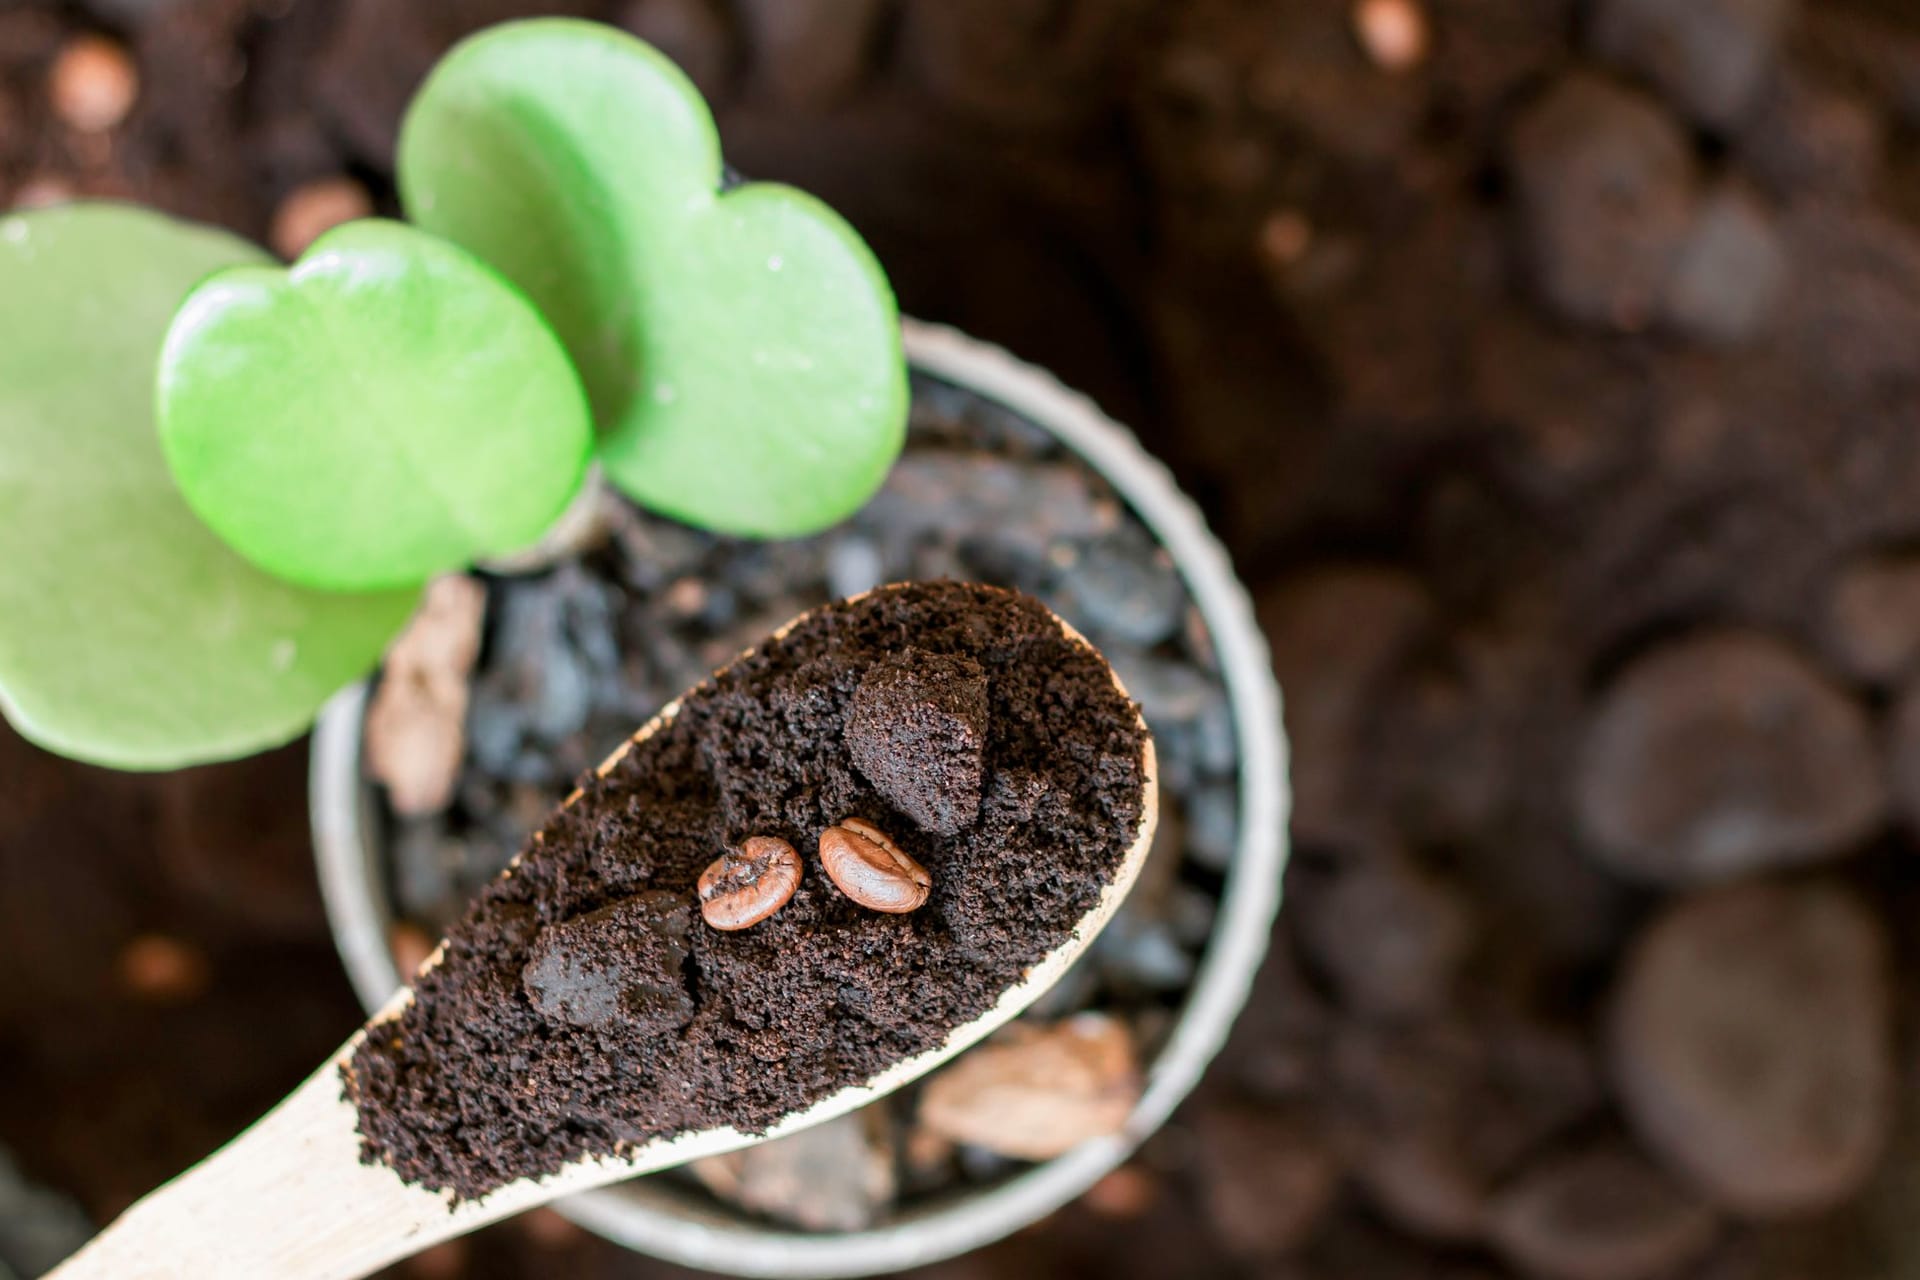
<box><xmin>44</xmin><ymin>1044</ymin><xmax>488</xmax><ymax>1280</ymax></box>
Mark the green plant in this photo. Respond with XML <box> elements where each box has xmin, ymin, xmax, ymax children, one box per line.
<box><xmin>159</xmin><ymin>219</ymin><xmax>594</xmax><ymax>592</ymax></box>
<box><xmin>402</xmin><ymin>21</ymin><xmax>905</xmax><ymax>537</ymax></box>
<box><xmin>0</xmin><ymin>18</ymin><xmax>908</xmax><ymax>770</ymax></box>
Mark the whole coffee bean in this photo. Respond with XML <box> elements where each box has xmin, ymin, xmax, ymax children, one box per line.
<box><xmin>820</xmin><ymin>818</ymin><xmax>931</xmax><ymax>913</ymax></box>
<box><xmin>698</xmin><ymin>836</ymin><xmax>802</xmax><ymax>930</ymax></box>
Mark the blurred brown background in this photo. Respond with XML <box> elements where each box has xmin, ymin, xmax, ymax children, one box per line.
<box><xmin>6</xmin><ymin>0</ymin><xmax>1920</xmax><ymax>1276</ymax></box>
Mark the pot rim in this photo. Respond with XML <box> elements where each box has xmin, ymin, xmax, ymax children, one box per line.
<box><xmin>310</xmin><ymin>318</ymin><xmax>1290</xmax><ymax>1278</ymax></box>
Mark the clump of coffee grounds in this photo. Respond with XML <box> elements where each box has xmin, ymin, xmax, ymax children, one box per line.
<box><xmin>346</xmin><ymin>581</ymin><xmax>1148</xmax><ymax>1199</ymax></box>
<box><xmin>845</xmin><ymin>647</ymin><xmax>990</xmax><ymax>836</ymax></box>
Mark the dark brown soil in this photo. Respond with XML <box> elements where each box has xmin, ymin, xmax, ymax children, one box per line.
<box><xmin>346</xmin><ymin>582</ymin><xmax>1147</xmax><ymax>1199</ymax></box>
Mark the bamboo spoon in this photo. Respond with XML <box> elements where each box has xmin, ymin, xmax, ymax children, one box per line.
<box><xmin>49</xmin><ymin>598</ymin><xmax>1158</xmax><ymax>1280</ymax></box>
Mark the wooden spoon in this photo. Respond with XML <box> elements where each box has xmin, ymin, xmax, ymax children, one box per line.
<box><xmin>49</xmin><ymin>598</ymin><xmax>1158</xmax><ymax>1280</ymax></box>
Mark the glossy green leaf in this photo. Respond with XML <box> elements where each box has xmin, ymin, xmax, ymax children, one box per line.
<box><xmin>156</xmin><ymin>219</ymin><xmax>593</xmax><ymax>592</ymax></box>
<box><xmin>0</xmin><ymin>204</ymin><xmax>419</xmax><ymax>769</ymax></box>
<box><xmin>397</xmin><ymin>19</ymin><xmax>908</xmax><ymax>538</ymax></box>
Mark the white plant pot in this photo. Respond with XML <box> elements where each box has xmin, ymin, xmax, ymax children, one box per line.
<box><xmin>310</xmin><ymin>320</ymin><xmax>1290</xmax><ymax>1278</ymax></box>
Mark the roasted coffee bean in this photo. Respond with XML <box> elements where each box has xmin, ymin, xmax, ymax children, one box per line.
<box><xmin>819</xmin><ymin>818</ymin><xmax>931</xmax><ymax>913</ymax></box>
<box><xmin>698</xmin><ymin>836</ymin><xmax>803</xmax><ymax>930</ymax></box>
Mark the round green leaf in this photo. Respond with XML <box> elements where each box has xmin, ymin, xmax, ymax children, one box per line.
<box><xmin>156</xmin><ymin>218</ymin><xmax>593</xmax><ymax>592</ymax></box>
<box><xmin>397</xmin><ymin>19</ymin><xmax>908</xmax><ymax>539</ymax></box>
<box><xmin>0</xmin><ymin>204</ymin><xmax>419</xmax><ymax>769</ymax></box>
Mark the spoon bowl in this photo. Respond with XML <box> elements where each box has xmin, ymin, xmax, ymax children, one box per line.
<box><xmin>49</xmin><ymin>592</ymin><xmax>1156</xmax><ymax>1280</ymax></box>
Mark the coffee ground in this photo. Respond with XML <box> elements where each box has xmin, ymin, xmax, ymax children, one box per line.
<box><xmin>346</xmin><ymin>581</ymin><xmax>1149</xmax><ymax>1198</ymax></box>
<box><xmin>845</xmin><ymin>647</ymin><xmax>990</xmax><ymax>836</ymax></box>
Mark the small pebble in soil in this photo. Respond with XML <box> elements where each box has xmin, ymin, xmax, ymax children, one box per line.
<box><xmin>1057</xmin><ymin>528</ymin><xmax>1186</xmax><ymax>648</ymax></box>
<box><xmin>1296</xmin><ymin>850</ymin><xmax>1473</xmax><ymax>1021</ymax></box>
<box><xmin>473</xmin><ymin>574</ymin><xmax>600</xmax><ymax>759</ymax></box>
<box><xmin>269</xmin><ymin>175</ymin><xmax>374</xmax><ymax>259</ymax></box>
<box><xmin>1184</xmin><ymin>782</ymin><xmax>1239</xmax><ymax>872</ymax></box>
<box><xmin>1509</xmin><ymin>73</ymin><xmax>1698</xmax><ymax>332</ymax></box>
<box><xmin>1588</xmin><ymin>0</ymin><xmax>1792</xmax><ymax>130</ymax></box>
<box><xmin>690</xmin><ymin>1110</ymin><xmax>897</xmax><ymax>1233</ymax></box>
<box><xmin>1661</xmin><ymin>184</ymin><xmax>1788</xmax><ymax>346</ymax></box>
<box><xmin>47</xmin><ymin>34</ymin><xmax>138</xmax><ymax>133</ymax></box>
<box><xmin>364</xmin><ymin>576</ymin><xmax>486</xmax><ymax>818</ymax></box>
<box><xmin>1739</xmin><ymin>73</ymin><xmax>1884</xmax><ymax>202</ymax></box>
<box><xmin>116</xmin><ymin>934</ymin><xmax>210</xmax><ymax>1003</ymax></box>
<box><xmin>462</xmin><ymin>696</ymin><xmax>523</xmax><ymax>780</ymax></box>
<box><xmin>863</xmin><ymin>452</ymin><xmax>1119</xmax><ymax>561</ymax></box>
<box><xmin>663</xmin><ymin>576</ymin><xmax>706</xmax><ymax>617</ymax></box>
<box><xmin>918</xmin><ymin>1014</ymin><xmax>1141</xmax><ymax>1161</ymax></box>
<box><xmin>826</xmin><ymin>534</ymin><xmax>886</xmax><ymax>601</ymax></box>
<box><xmin>1165</xmin><ymin>884</ymin><xmax>1218</xmax><ymax>948</ymax></box>
<box><xmin>1577</xmin><ymin>632</ymin><xmax>1885</xmax><ymax>885</ymax></box>
<box><xmin>1609</xmin><ymin>881</ymin><xmax>1894</xmax><ymax>1215</ymax></box>
<box><xmin>1094</xmin><ymin>916</ymin><xmax>1195</xmax><ymax>993</ymax></box>
<box><xmin>1352</xmin><ymin>0</ymin><xmax>1429</xmax><ymax>74</ymax></box>
<box><xmin>1822</xmin><ymin>551</ymin><xmax>1920</xmax><ymax>686</ymax></box>
<box><xmin>1194</xmin><ymin>699</ymin><xmax>1237</xmax><ymax>778</ymax></box>
<box><xmin>1486</xmin><ymin>1138</ymin><xmax>1719</xmax><ymax>1280</ymax></box>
